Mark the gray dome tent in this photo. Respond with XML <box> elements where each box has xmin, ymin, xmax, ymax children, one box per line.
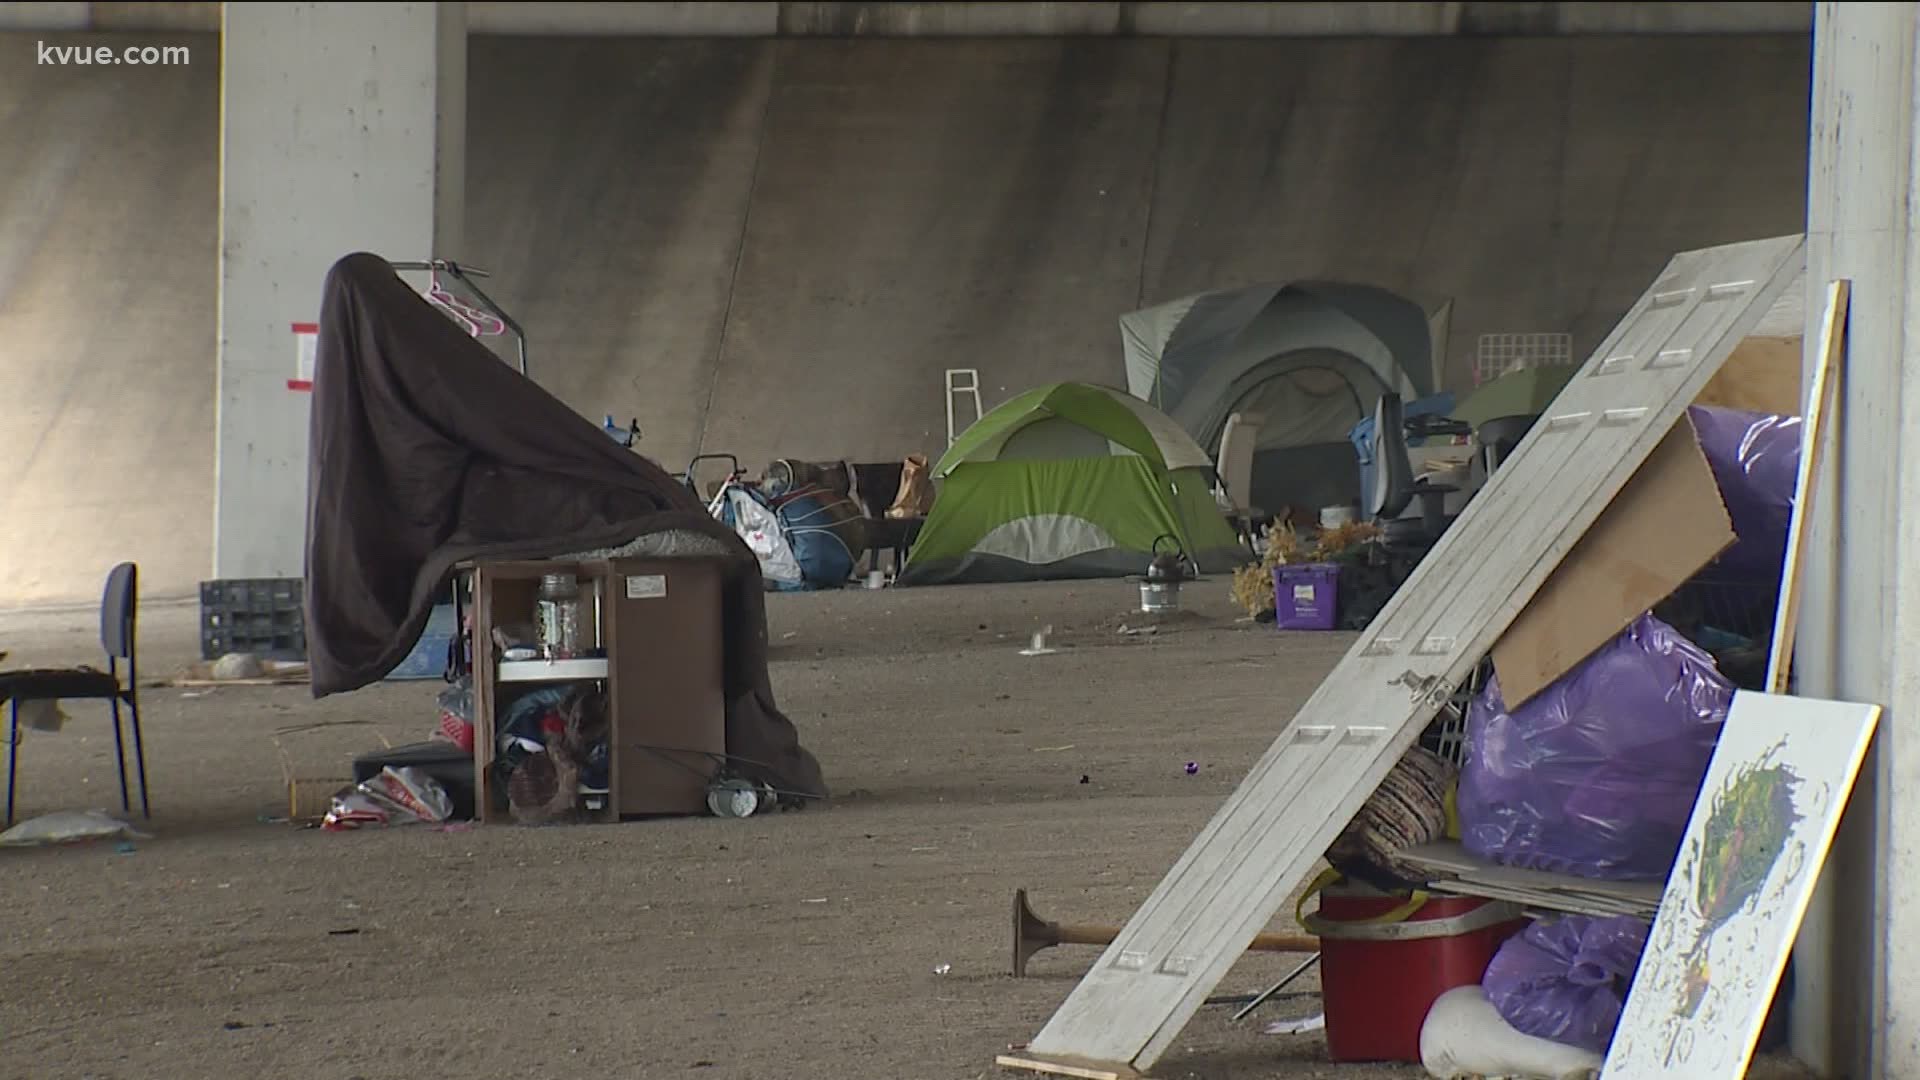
<box><xmin>1119</xmin><ymin>282</ymin><xmax>1439</xmax><ymax>516</ymax></box>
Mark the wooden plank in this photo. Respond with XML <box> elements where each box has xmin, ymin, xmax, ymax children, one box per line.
<box><xmin>1766</xmin><ymin>280</ymin><xmax>1849</xmax><ymax>694</ymax></box>
<box><xmin>1602</xmin><ymin>691</ymin><xmax>1881</xmax><ymax>1078</ymax></box>
<box><xmin>1396</xmin><ymin>840</ymin><xmax>1486</xmax><ymax>876</ymax></box>
<box><xmin>1016</xmin><ymin>236</ymin><xmax>1808</xmax><ymax>1075</ymax></box>
<box><xmin>1402</xmin><ymin>841</ymin><xmax>1664</xmax><ymax>919</ymax></box>
<box><xmin>1404</xmin><ymin>850</ymin><xmax>1655</xmax><ymax>910</ymax></box>
<box><xmin>1426</xmin><ymin>880</ymin><xmax>1646</xmax><ymax>921</ymax></box>
<box><xmin>472</xmin><ymin>565</ymin><xmax>501</xmax><ymax>824</ymax></box>
<box><xmin>995</xmin><ymin>1054</ymin><xmax>1142</xmax><ymax>1080</ymax></box>
<box><xmin>1457</xmin><ymin>859</ymin><xmax>1664</xmax><ymax>910</ymax></box>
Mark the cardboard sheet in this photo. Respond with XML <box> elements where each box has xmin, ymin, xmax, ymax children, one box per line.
<box><xmin>1491</xmin><ymin>415</ymin><xmax>1736</xmax><ymax>708</ymax></box>
<box><xmin>1694</xmin><ymin>334</ymin><xmax>1803</xmax><ymax>416</ymax></box>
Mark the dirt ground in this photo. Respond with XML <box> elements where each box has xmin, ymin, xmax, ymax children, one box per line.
<box><xmin>0</xmin><ymin>581</ymin><xmax>1813</xmax><ymax>1080</ymax></box>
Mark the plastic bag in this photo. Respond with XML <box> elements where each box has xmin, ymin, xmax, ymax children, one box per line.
<box><xmin>1685</xmin><ymin>404</ymin><xmax>1801</xmax><ymax>587</ymax></box>
<box><xmin>713</xmin><ymin>484</ymin><xmax>804</xmax><ymax>586</ymax></box>
<box><xmin>369</xmin><ymin>766</ymin><xmax>453</xmax><ymax>823</ymax></box>
<box><xmin>1420</xmin><ymin>985</ymin><xmax>1603</xmax><ymax>1080</ymax></box>
<box><xmin>321</xmin><ymin>790</ymin><xmax>392</xmax><ymax>831</ymax></box>
<box><xmin>0</xmin><ymin>809</ymin><xmax>148</xmax><ymax>847</ymax></box>
<box><xmin>1461</xmin><ymin>613</ymin><xmax>1734</xmax><ymax>880</ymax></box>
<box><xmin>1481</xmin><ymin>915</ymin><xmax>1651</xmax><ymax>1055</ymax></box>
<box><xmin>322</xmin><ymin>768</ymin><xmax>453</xmax><ymax>830</ymax></box>
<box><xmin>435</xmin><ymin>677</ymin><xmax>473</xmax><ymax>725</ymax></box>
<box><xmin>436</xmin><ymin>676</ymin><xmax>476</xmax><ymax>752</ymax></box>
<box><xmin>887</xmin><ymin>453</ymin><xmax>934</xmax><ymax>519</ymax></box>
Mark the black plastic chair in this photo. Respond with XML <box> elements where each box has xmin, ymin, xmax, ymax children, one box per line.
<box><xmin>1</xmin><ymin>562</ymin><xmax>150</xmax><ymax>827</ymax></box>
<box><xmin>1365</xmin><ymin>394</ymin><xmax>1468</xmax><ymax>546</ymax></box>
<box><xmin>1474</xmin><ymin>413</ymin><xmax>1540</xmax><ymax>478</ymax></box>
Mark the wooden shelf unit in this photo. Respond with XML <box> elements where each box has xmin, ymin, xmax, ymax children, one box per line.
<box><xmin>467</xmin><ymin>556</ymin><xmax>728</xmax><ymax>825</ymax></box>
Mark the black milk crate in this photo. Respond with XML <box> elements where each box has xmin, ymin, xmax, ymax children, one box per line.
<box><xmin>199</xmin><ymin>577</ymin><xmax>308</xmax><ymax>661</ymax></box>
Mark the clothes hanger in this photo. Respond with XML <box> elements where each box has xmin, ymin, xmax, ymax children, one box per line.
<box><xmin>426</xmin><ymin>270</ymin><xmax>484</xmax><ymax>336</ymax></box>
<box><xmin>445</xmin><ymin>294</ymin><xmax>507</xmax><ymax>336</ymax></box>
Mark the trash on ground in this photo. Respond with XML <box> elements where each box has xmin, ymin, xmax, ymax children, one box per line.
<box><xmin>933</xmin><ymin>963</ymin><xmax>952</xmax><ymax>975</ymax></box>
<box><xmin>212</xmin><ymin>652</ymin><xmax>265</xmax><ymax>680</ymax></box>
<box><xmin>1262</xmin><ymin>1013</ymin><xmax>1326</xmax><ymax>1036</ymax></box>
<box><xmin>168</xmin><ymin>656</ymin><xmax>310</xmax><ymax>687</ymax></box>
<box><xmin>1018</xmin><ymin>626</ymin><xmax>1057</xmax><ymax>656</ymax></box>
<box><xmin>0</xmin><ymin>809</ymin><xmax>150</xmax><ymax>848</ymax></box>
<box><xmin>272</xmin><ymin>720</ymin><xmax>378</xmax><ymax>736</ymax></box>
<box><xmin>321</xmin><ymin>767</ymin><xmax>455</xmax><ymax>831</ymax></box>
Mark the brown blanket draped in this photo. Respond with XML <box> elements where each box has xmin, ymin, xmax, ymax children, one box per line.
<box><xmin>302</xmin><ymin>252</ymin><xmax>826</xmax><ymax>798</ymax></box>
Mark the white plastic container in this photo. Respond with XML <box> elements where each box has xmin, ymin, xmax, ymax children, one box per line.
<box><xmin>1321</xmin><ymin>504</ymin><xmax>1357</xmax><ymax>529</ymax></box>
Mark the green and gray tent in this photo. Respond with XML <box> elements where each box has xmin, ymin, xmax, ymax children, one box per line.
<box><xmin>896</xmin><ymin>382</ymin><xmax>1246</xmax><ymax>587</ymax></box>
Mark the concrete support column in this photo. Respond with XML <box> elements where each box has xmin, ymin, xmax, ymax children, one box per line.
<box><xmin>214</xmin><ymin>1</ymin><xmax>464</xmax><ymax>579</ymax></box>
<box><xmin>1797</xmin><ymin>3</ymin><xmax>1920</xmax><ymax>1076</ymax></box>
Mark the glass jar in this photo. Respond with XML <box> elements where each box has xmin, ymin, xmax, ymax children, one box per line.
<box><xmin>535</xmin><ymin>573</ymin><xmax>582</xmax><ymax>659</ymax></box>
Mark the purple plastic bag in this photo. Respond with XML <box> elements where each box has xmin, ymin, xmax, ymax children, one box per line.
<box><xmin>1482</xmin><ymin>914</ymin><xmax>1651</xmax><ymax>1055</ymax></box>
<box><xmin>1686</xmin><ymin>404</ymin><xmax>1801</xmax><ymax>587</ymax></box>
<box><xmin>1461</xmin><ymin>613</ymin><xmax>1734</xmax><ymax>880</ymax></box>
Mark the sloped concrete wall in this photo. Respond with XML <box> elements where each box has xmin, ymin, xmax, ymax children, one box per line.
<box><xmin>1141</xmin><ymin>35</ymin><xmax>1814</xmax><ymax>386</ymax></box>
<box><xmin>0</xmin><ymin>32</ymin><xmax>217</xmax><ymax>606</ymax></box>
<box><xmin>0</xmin><ymin>32</ymin><xmax>1811</xmax><ymax>604</ymax></box>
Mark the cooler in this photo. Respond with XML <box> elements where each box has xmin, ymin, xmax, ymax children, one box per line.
<box><xmin>1302</xmin><ymin>883</ymin><xmax>1528</xmax><ymax>1063</ymax></box>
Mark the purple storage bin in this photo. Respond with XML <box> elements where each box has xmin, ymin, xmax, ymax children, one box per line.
<box><xmin>1275</xmin><ymin>563</ymin><xmax>1340</xmax><ymax>630</ymax></box>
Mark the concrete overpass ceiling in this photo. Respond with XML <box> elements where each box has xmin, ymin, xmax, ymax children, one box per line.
<box><xmin>0</xmin><ymin>2</ymin><xmax>1814</xmax><ymax>37</ymax></box>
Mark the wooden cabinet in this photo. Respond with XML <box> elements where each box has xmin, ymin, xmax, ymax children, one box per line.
<box><xmin>466</xmin><ymin>556</ymin><xmax>727</xmax><ymax>824</ymax></box>
<box><xmin>603</xmin><ymin>558</ymin><xmax>727</xmax><ymax>816</ymax></box>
